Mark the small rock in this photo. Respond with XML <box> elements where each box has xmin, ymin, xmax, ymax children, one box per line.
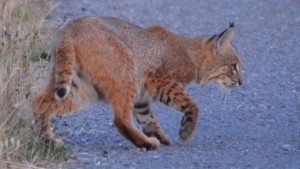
<box><xmin>109</xmin><ymin>121</ymin><xmax>114</xmax><ymax>127</ymax></box>
<box><xmin>103</xmin><ymin>150</ymin><xmax>109</xmax><ymax>157</ymax></box>
<box><xmin>281</xmin><ymin>144</ymin><xmax>292</xmax><ymax>151</ymax></box>
<box><xmin>152</xmin><ymin>155</ymin><xmax>161</xmax><ymax>159</ymax></box>
<box><xmin>141</xmin><ymin>147</ymin><xmax>147</xmax><ymax>152</ymax></box>
<box><xmin>216</xmin><ymin>139</ymin><xmax>222</xmax><ymax>144</ymax></box>
<box><xmin>62</xmin><ymin>121</ymin><xmax>69</xmax><ymax>126</ymax></box>
<box><xmin>96</xmin><ymin>161</ymin><xmax>101</xmax><ymax>166</ymax></box>
<box><xmin>101</xmin><ymin>162</ymin><xmax>109</xmax><ymax>167</ymax></box>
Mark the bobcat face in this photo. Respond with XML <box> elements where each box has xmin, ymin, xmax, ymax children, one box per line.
<box><xmin>202</xmin><ymin>22</ymin><xmax>243</xmax><ymax>90</ymax></box>
<box><xmin>209</xmin><ymin>63</ymin><xmax>243</xmax><ymax>90</ymax></box>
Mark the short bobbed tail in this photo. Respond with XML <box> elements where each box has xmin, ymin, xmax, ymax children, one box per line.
<box><xmin>53</xmin><ymin>42</ymin><xmax>75</xmax><ymax>101</ymax></box>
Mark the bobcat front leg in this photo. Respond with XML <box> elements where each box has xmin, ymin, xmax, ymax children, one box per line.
<box><xmin>146</xmin><ymin>75</ymin><xmax>199</xmax><ymax>141</ymax></box>
<box><xmin>133</xmin><ymin>102</ymin><xmax>172</xmax><ymax>145</ymax></box>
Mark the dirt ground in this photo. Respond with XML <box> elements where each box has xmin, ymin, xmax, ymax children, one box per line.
<box><xmin>45</xmin><ymin>0</ymin><xmax>300</xmax><ymax>168</ymax></box>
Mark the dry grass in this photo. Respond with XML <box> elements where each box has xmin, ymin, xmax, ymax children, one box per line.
<box><xmin>0</xmin><ymin>0</ymin><xmax>67</xmax><ymax>168</ymax></box>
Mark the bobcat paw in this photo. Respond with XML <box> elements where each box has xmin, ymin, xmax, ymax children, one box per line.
<box><xmin>160</xmin><ymin>136</ymin><xmax>172</xmax><ymax>146</ymax></box>
<box><xmin>156</xmin><ymin>133</ymin><xmax>172</xmax><ymax>145</ymax></box>
<box><xmin>148</xmin><ymin>137</ymin><xmax>160</xmax><ymax>150</ymax></box>
<box><xmin>178</xmin><ymin>123</ymin><xmax>194</xmax><ymax>142</ymax></box>
<box><xmin>178</xmin><ymin>113</ymin><xmax>196</xmax><ymax>142</ymax></box>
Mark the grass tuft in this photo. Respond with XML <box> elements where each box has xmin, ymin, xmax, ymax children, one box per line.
<box><xmin>0</xmin><ymin>0</ymin><xmax>67</xmax><ymax>168</ymax></box>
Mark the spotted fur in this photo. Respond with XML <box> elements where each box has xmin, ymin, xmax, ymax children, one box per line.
<box><xmin>32</xmin><ymin>16</ymin><xmax>242</xmax><ymax>150</ymax></box>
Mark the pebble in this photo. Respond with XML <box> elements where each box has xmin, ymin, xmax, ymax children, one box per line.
<box><xmin>103</xmin><ymin>150</ymin><xmax>109</xmax><ymax>157</ymax></box>
<box><xmin>96</xmin><ymin>161</ymin><xmax>101</xmax><ymax>166</ymax></box>
<box><xmin>152</xmin><ymin>155</ymin><xmax>161</xmax><ymax>159</ymax></box>
<box><xmin>280</xmin><ymin>144</ymin><xmax>293</xmax><ymax>151</ymax></box>
<box><xmin>216</xmin><ymin>139</ymin><xmax>222</xmax><ymax>144</ymax></box>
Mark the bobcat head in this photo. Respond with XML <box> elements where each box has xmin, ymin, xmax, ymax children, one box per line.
<box><xmin>200</xmin><ymin>23</ymin><xmax>243</xmax><ymax>90</ymax></box>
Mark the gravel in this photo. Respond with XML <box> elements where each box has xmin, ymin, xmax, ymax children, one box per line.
<box><xmin>48</xmin><ymin>0</ymin><xmax>300</xmax><ymax>168</ymax></box>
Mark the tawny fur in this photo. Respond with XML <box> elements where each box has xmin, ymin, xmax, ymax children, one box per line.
<box><xmin>33</xmin><ymin>16</ymin><xmax>243</xmax><ymax>150</ymax></box>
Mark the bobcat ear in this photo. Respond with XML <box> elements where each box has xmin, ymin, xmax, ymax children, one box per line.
<box><xmin>212</xmin><ymin>22</ymin><xmax>235</xmax><ymax>49</ymax></box>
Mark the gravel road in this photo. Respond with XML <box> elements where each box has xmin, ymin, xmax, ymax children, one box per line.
<box><xmin>48</xmin><ymin>0</ymin><xmax>300</xmax><ymax>168</ymax></box>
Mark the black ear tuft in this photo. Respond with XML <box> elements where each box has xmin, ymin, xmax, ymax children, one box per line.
<box><xmin>229</xmin><ymin>21</ymin><xmax>234</xmax><ymax>28</ymax></box>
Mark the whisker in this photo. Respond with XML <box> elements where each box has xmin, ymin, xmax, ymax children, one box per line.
<box><xmin>224</xmin><ymin>89</ymin><xmax>229</xmax><ymax>105</ymax></box>
<box><xmin>224</xmin><ymin>90</ymin><xmax>228</xmax><ymax>105</ymax></box>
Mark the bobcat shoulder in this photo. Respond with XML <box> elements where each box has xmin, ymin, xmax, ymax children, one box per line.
<box><xmin>33</xmin><ymin>16</ymin><xmax>242</xmax><ymax>150</ymax></box>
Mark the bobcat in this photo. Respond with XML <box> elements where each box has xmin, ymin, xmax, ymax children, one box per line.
<box><xmin>33</xmin><ymin>16</ymin><xmax>242</xmax><ymax>150</ymax></box>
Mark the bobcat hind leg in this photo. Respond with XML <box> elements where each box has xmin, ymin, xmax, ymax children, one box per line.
<box><xmin>33</xmin><ymin>93</ymin><xmax>75</xmax><ymax>144</ymax></box>
<box><xmin>33</xmin><ymin>69</ymin><xmax>97</xmax><ymax>143</ymax></box>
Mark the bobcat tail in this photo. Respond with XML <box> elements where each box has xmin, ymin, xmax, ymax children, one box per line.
<box><xmin>54</xmin><ymin>43</ymin><xmax>76</xmax><ymax>101</ymax></box>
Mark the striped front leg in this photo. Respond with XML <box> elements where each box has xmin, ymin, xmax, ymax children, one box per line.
<box><xmin>145</xmin><ymin>75</ymin><xmax>199</xmax><ymax>142</ymax></box>
<box><xmin>133</xmin><ymin>102</ymin><xmax>172</xmax><ymax>145</ymax></box>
